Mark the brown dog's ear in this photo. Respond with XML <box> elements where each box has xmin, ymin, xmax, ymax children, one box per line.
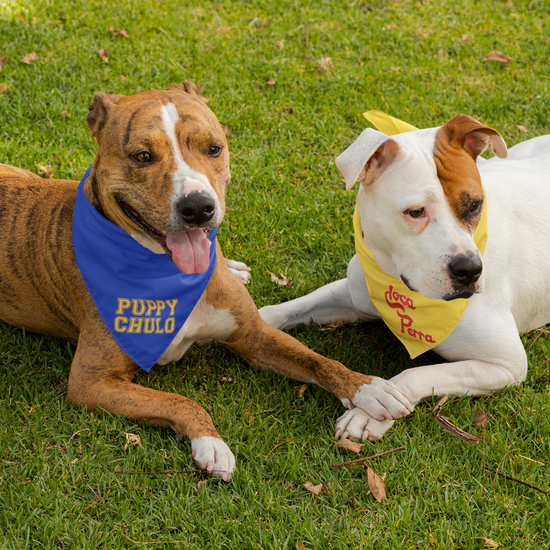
<box><xmin>441</xmin><ymin>114</ymin><xmax>507</xmax><ymax>160</ymax></box>
<box><xmin>167</xmin><ymin>81</ymin><xmax>208</xmax><ymax>102</ymax></box>
<box><xmin>86</xmin><ymin>92</ymin><xmax>125</xmax><ymax>137</ymax></box>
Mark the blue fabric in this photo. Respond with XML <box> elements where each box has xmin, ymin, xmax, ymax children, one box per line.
<box><xmin>72</xmin><ymin>167</ymin><xmax>216</xmax><ymax>372</ymax></box>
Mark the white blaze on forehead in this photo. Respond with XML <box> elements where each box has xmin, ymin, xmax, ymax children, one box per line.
<box><xmin>160</xmin><ymin>102</ymin><xmax>220</xmax><ymax>207</ymax></box>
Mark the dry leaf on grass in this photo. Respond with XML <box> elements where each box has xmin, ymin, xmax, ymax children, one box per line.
<box><xmin>61</xmin><ymin>110</ymin><xmax>72</xmax><ymax>118</ymax></box>
<box><xmin>336</xmin><ymin>438</ymin><xmax>364</xmax><ymax>454</ymax></box>
<box><xmin>517</xmin><ymin>125</ymin><xmax>529</xmax><ymax>133</ymax></box>
<box><xmin>123</xmin><ymin>432</ymin><xmax>142</xmax><ymax>451</ymax></box>
<box><xmin>36</xmin><ymin>164</ymin><xmax>53</xmax><ymax>178</ymax></box>
<box><xmin>193</xmin><ymin>480</ymin><xmax>207</xmax><ymax>490</ymax></box>
<box><xmin>478</xmin><ymin>538</ymin><xmax>499</xmax><ymax>549</ymax></box>
<box><xmin>223</xmin><ymin>125</ymin><xmax>231</xmax><ymax>137</ymax></box>
<box><xmin>20</xmin><ymin>52</ymin><xmax>38</xmax><ymax>65</ymax></box>
<box><xmin>270</xmin><ymin>272</ymin><xmax>292</xmax><ymax>289</ymax></box>
<box><xmin>265</xmin><ymin>77</ymin><xmax>276</xmax><ymax>85</ymax></box>
<box><xmin>0</xmin><ymin>56</ymin><xmax>7</xmax><ymax>71</ymax></box>
<box><xmin>109</xmin><ymin>25</ymin><xmax>130</xmax><ymax>38</ymax></box>
<box><xmin>296</xmin><ymin>543</ymin><xmax>306</xmax><ymax>550</ymax></box>
<box><xmin>0</xmin><ymin>83</ymin><xmax>10</xmax><ymax>93</ymax></box>
<box><xmin>303</xmin><ymin>481</ymin><xmax>323</xmax><ymax>495</ymax></box>
<box><xmin>482</xmin><ymin>50</ymin><xmax>512</xmax><ymax>65</ymax></box>
<box><xmin>365</xmin><ymin>465</ymin><xmax>386</xmax><ymax>502</ymax></box>
<box><xmin>298</xmin><ymin>384</ymin><xmax>308</xmax><ymax>398</ymax></box>
<box><xmin>17</xmin><ymin>13</ymin><xmax>25</xmax><ymax>22</ymax></box>
<box><xmin>474</xmin><ymin>409</ymin><xmax>488</xmax><ymax>428</ymax></box>
<box><xmin>317</xmin><ymin>57</ymin><xmax>334</xmax><ymax>72</ymax></box>
<box><xmin>98</xmin><ymin>48</ymin><xmax>110</xmax><ymax>63</ymax></box>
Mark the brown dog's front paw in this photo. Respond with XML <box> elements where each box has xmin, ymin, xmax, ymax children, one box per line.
<box><xmin>191</xmin><ymin>436</ymin><xmax>235</xmax><ymax>482</ymax></box>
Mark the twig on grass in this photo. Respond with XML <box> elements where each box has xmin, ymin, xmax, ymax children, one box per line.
<box><xmin>23</xmin><ymin>98</ymin><xmax>59</xmax><ymax>140</ymax></box>
<box><xmin>484</xmin><ymin>466</ymin><xmax>550</xmax><ymax>496</ymax></box>
<box><xmin>433</xmin><ymin>394</ymin><xmax>479</xmax><ymax>444</ymax></box>
<box><xmin>47</xmin><ymin>148</ymin><xmax>82</xmax><ymax>164</ymax></box>
<box><xmin>332</xmin><ymin>446</ymin><xmax>405</xmax><ymax>468</ymax></box>
<box><xmin>265</xmin><ymin>439</ymin><xmax>293</xmax><ymax>460</ymax></box>
<box><xmin>108</xmin><ymin>469</ymin><xmax>213</xmax><ymax>476</ymax></box>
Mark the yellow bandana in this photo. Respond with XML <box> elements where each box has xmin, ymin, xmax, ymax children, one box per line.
<box><xmin>354</xmin><ymin>111</ymin><xmax>488</xmax><ymax>358</ymax></box>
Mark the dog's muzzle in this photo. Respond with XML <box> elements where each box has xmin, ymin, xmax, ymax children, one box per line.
<box><xmin>176</xmin><ymin>192</ymin><xmax>216</xmax><ymax>227</ymax></box>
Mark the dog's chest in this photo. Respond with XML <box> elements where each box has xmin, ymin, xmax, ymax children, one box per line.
<box><xmin>157</xmin><ymin>294</ymin><xmax>237</xmax><ymax>365</ymax></box>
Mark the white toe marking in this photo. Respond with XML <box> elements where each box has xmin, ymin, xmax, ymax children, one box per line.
<box><xmin>191</xmin><ymin>436</ymin><xmax>235</xmax><ymax>481</ymax></box>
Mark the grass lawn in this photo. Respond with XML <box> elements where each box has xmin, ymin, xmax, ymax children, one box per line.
<box><xmin>1</xmin><ymin>0</ymin><xmax>550</xmax><ymax>548</ymax></box>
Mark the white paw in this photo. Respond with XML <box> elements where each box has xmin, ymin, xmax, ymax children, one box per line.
<box><xmin>226</xmin><ymin>260</ymin><xmax>251</xmax><ymax>284</ymax></box>
<box><xmin>335</xmin><ymin>408</ymin><xmax>395</xmax><ymax>442</ymax></box>
<box><xmin>353</xmin><ymin>378</ymin><xmax>413</xmax><ymax>421</ymax></box>
<box><xmin>191</xmin><ymin>436</ymin><xmax>235</xmax><ymax>482</ymax></box>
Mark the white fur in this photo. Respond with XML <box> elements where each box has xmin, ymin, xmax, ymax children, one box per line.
<box><xmin>260</xmin><ymin>131</ymin><xmax>550</xmax><ymax>440</ymax></box>
<box><xmin>160</xmin><ymin>103</ymin><xmax>223</xmax><ymax>227</ymax></box>
<box><xmin>225</xmin><ymin>259</ymin><xmax>251</xmax><ymax>283</ymax></box>
<box><xmin>191</xmin><ymin>436</ymin><xmax>235</xmax><ymax>481</ymax></box>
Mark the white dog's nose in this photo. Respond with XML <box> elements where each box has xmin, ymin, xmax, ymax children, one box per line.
<box><xmin>448</xmin><ymin>254</ymin><xmax>483</xmax><ymax>286</ymax></box>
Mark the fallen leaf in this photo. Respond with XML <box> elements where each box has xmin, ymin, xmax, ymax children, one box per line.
<box><xmin>482</xmin><ymin>538</ymin><xmax>499</xmax><ymax>549</ymax></box>
<box><xmin>270</xmin><ymin>272</ymin><xmax>291</xmax><ymax>286</ymax></box>
<box><xmin>474</xmin><ymin>409</ymin><xmax>488</xmax><ymax>428</ymax></box>
<box><xmin>296</xmin><ymin>543</ymin><xmax>306</xmax><ymax>550</ymax></box>
<box><xmin>120</xmin><ymin>75</ymin><xmax>126</xmax><ymax>81</ymax></box>
<box><xmin>193</xmin><ymin>480</ymin><xmax>207</xmax><ymax>490</ymax></box>
<box><xmin>98</xmin><ymin>48</ymin><xmax>110</xmax><ymax>63</ymax></box>
<box><xmin>282</xmin><ymin>106</ymin><xmax>293</xmax><ymax>114</ymax></box>
<box><xmin>365</xmin><ymin>465</ymin><xmax>386</xmax><ymax>502</ymax></box>
<box><xmin>223</xmin><ymin>125</ymin><xmax>231</xmax><ymax>137</ymax></box>
<box><xmin>0</xmin><ymin>83</ymin><xmax>10</xmax><ymax>93</ymax></box>
<box><xmin>298</xmin><ymin>384</ymin><xmax>308</xmax><ymax>398</ymax></box>
<box><xmin>0</xmin><ymin>56</ymin><xmax>7</xmax><ymax>71</ymax></box>
<box><xmin>36</xmin><ymin>164</ymin><xmax>53</xmax><ymax>178</ymax></box>
<box><xmin>31</xmin><ymin>16</ymin><xmax>37</xmax><ymax>26</ymax></box>
<box><xmin>61</xmin><ymin>110</ymin><xmax>72</xmax><ymax>118</ymax></box>
<box><xmin>482</xmin><ymin>50</ymin><xmax>512</xmax><ymax>65</ymax></box>
<box><xmin>123</xmin><ymin>432</ymin><xmax>142</xmax><ymax>450</ymax></box>
<box><xmin>265</xmin><ymin>77</ymin><xmax>276</xmax><ymax>85</ymax></box>
<box><xmin>20</xmin><ymin>52</ymin><xmax>38</xmax><ymax>65</ymax></box>
<box><xmin>517</xmin><ymin>124</ymin><xmax>529</xmax><ymax>133</ymax></box>
<box><xmin>17</xmin><ymin>13</ymin><xmax>25</xmax><ymax>22</ymax></box>
<box><xmin>277</xmin><ymin>39</ymin><xmax>285</xmax><ymax>50</ymax></box>
<box><xmin>336</xmin><ymin>438</ymin><xmax>364</xmax><ymax>454</ymax></box>
<box><xmin>317</xmin><ymin>57</ymin><xmax>334</xmax><ymax>72</ymax></box>
<box><xmin>303</xmin><ymin>481</ymin><xmax>323</xmax><ymax>495</ymax></box>
<box><xmin>109</xmin><ymin>25</ymin><xmax>130</xmax><ymax>38</ymax></box>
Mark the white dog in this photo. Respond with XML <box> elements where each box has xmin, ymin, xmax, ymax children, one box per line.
<box><xmin>260</xmin><ymin>114</ymin><xmax>550</xmax><ymax>441</ymax></box>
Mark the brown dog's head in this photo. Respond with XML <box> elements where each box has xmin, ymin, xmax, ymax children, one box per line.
<box><xmin>85</xmin><ymin>81</ymin><xmax>229</xmax><ymax>275</ymax></box>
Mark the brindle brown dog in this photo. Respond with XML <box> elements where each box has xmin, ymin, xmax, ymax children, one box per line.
<box><xmin>0</xmin><ymin>82</ymin><xmax>411</xmax><ymax>480</ymax></box>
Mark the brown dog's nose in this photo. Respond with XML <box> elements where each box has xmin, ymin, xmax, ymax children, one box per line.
<box><xmin>448</xmin><ymin>254</ymin><xmax>483</xmax><ymax>286</ymax></box>
<box><xmin>177</xmin><ymin>192</ymin><xmax>215</xmax><ymax>226</ymax></box>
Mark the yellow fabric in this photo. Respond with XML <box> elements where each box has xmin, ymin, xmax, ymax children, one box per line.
<box><xmin>355</xmin><ymin>112</ymin><xmax>488</xmax><ymax>358</ymax></box>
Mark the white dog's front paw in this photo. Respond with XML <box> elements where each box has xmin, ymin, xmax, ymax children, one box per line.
<box><xmin>191</xmin><ymin>436</ymin><xmax>235</xmax><ymax>482</ymax></box>
<box><xmin>226</xmin><ymin>260</ymin><xmax>251</xmax><ymax>284</ymax></box>
<box><xmin>352</xmin><ymin>378</ymin><xmax>413</xmax><ymax>421</ymax></box>
<box><xmin>335</xmin><ymin>408</ymin><xmax>395</xmax><ymax>442</ymax></box>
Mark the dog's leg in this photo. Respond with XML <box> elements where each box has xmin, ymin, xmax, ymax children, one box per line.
<box><xmin>213</xmin><ymin>266</ymin><xmax>411</xmax><ymax>422</ymax></box>
<box><xmin>336</xmin><ymin>310</ymin><xmax>528</xmax><ymax>441</ymax></box>
<box><xmin>67</xmin><ymin>323</ymin><xmax>235</xmax><ymax>481</ymax></box>
<box><xmin>260</xmin><ymin>256</ymin><xmax>379</xmax><ymax>330</ymax></box>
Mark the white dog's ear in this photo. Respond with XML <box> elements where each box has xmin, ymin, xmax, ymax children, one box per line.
<box><xmin>336</xmin><ymin>128</ymin><xmax>399</xmax><ymax>190</ymax></box>
<box><xmin>442</xmin><ymin>114</ymin><xmax>508</xmax><ymax>160</ymax></box>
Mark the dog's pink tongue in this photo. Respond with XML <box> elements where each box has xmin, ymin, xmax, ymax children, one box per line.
<box><xmin>166</xmin><ymin>229</ymin><xmax>210</xmax><ymax>274</ymax></box>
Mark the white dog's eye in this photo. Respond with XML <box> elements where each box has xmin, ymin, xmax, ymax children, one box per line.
<box><xmin>406</xmin><ymin>208</ymin><xmax>425</xmax><ymax>218</ymax></box>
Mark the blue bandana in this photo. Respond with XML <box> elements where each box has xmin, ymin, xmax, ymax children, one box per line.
<box><xmin>72</xmin><ymin>167</ymin><xmax>217</xmax><ymax>372</ymax></box>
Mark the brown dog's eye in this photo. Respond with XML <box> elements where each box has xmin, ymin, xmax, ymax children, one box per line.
<box><xmin>133</xmin><ymin>151</ymin><xmax>152</xmax><ymax>163</ymax></box>
<box><xmin>469</xmin><ymin>201</ymin><xmax>481</xmax><ymax>214</ymax></box>
<box><xmin>207</xmin><ymin>145</ymin><xmax>222</xmax><ymax>158</ymax></box>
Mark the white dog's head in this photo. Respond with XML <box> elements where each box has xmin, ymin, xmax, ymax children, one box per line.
<box><xmin>337</xmin><ymin>115</ymin><xmax>507</xmax><ymax>301</ymax></box>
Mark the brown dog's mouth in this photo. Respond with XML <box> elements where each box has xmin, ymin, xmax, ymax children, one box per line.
<box><xmin>116</xmin><ymin>197</ymin><xmax>212</xmax><ymax>274</ymax></box>
<box><xmin>116</xmin><ymin>197</ymin><xmax>171</xmax><ymax>254</ymax></box>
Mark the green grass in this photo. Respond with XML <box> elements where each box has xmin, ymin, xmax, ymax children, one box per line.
<box><xmin>1</xmin><ymin>0</ymin><xmax>550</xmax><ymax>548</ymax></box>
